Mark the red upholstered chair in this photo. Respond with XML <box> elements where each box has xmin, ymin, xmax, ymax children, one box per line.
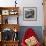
<box><xmin>21</xmin><ymin>28</ymin><xmax>41</xmax><ymax>46</ymax></box>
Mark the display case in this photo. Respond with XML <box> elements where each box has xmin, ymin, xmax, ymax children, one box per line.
<box><xmin>0</xmin><ymin>7</ymin><xmax>19</xmax><ymax>24</ymax></box>
<box><xmin>0</xmin><ymin>7</ymin><xmax>19</xmax><ymax>46</ymax></box>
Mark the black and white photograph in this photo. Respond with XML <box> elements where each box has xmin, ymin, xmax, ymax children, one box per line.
<box><xmin>23</xmin><ymin>7</ymin><xmax>37</xmax><ymax>21</ymax></box>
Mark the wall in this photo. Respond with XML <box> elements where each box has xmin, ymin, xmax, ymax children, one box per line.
<box><xmin>0</xmin><ymin>0</ymin><xmax>44</xmax><ymax>26</ymax></box>
<box><xmin>43</xmin><ymin>0</ymin><xmax>46</xmax><ymax>26</ymax></box>
<box><xmin>18</xmin><ymin>26</ymin><xmax>43</xmax><ymax>44</ymax></box>
<box><xmin>19</xmin><ymin>0</ymin><xmax>44</xmax><ymax>26</ymax></box>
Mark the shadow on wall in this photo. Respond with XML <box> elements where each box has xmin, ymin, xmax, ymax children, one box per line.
<box><xmin>18</xmin><ymin>26</ymin><xmax>43</xmax><ymax>44</ymax></box>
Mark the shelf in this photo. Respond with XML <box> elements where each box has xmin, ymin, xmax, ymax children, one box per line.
<box><xmin>0</xmin><ymin>24</ymin><xmax>19</xmax><ymax>32</ymax></box>
<box><xmin>0</xmin><ymin>7</ymin><xmax>19</xmax><ymax>46</ymax></box>
<box><xmin>2</xmin><ymin>40</ymin><xmax>19</xmax><ymax>43</ymax></box>
<box><xmin>0</xmin><ymin>7</ymin><xmax>19</xmax><ymax>15</ymax></box>
<box><xmin>0</xmin><ymin>7</ymin><xmax>19</xmax><ymax>24</ymax></box>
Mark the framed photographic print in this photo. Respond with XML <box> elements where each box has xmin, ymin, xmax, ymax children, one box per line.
<box><xmin>2</xmin><ymin>10</ymin><xmax>9</xmax><ymax>15</ymax></box>
<box><xmin>23</xmin><ymin>7</ymin><xmax>37</xmax><ymax>21</ymax></box>
<box><xmin>9</xmin><ymin>10</ymin><xmax>18</xmax><ymax>15</ymax></box>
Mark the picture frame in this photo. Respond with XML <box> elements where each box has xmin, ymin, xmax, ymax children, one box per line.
<box><xmin>9</xmin><ymin>10</ymin><xmax>18</xmax><ymax>15</ymax></box>
<box><xmin>2</xmin><ymin>10</ymin><xmax>9</xmax><ymax>15</ymax></box>
<box><xmin>23</xmin><ymin>7</ymin><xmax>37</xmax><ymax>21</ymax></box>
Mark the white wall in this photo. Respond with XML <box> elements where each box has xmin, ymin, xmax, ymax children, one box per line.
<box><xmin>0</xmin><ymin>0</ymin><xmax>44</xmax><ymax>26</ymax></box>
<box><xmin>19</xmin><ymin>0</ymin><xmax>44</xmax><ymax>26</ymax></box>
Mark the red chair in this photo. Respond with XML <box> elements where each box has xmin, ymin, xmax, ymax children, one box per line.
<box><xmin>21</xmin><ymin>28</ymin><xmax>41</xmax><ymax>46</ymax></box>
